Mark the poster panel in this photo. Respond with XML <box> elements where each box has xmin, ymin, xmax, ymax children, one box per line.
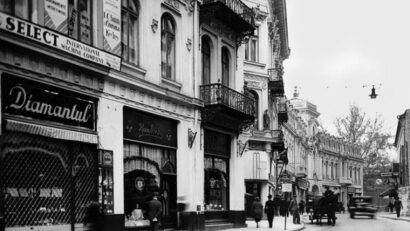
<box><xmin>44</xmin><ymin>0</ymin><xmax>68</xmax><ymax>33</ymax></box>
<box><xmin>103</xmin><ymin>0</ymin><xmax>121</xmax><ymax>55</ymax></box>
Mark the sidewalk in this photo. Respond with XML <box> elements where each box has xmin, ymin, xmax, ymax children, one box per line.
<box><xmin>224</xmin><ymin>216</ymin><xmax>304</xmax><ymax>231</ymax></box>
<box><xmin>378</xmin><ymin>212</ymin><xmax>410</xmax><ymax>222</ymax></box>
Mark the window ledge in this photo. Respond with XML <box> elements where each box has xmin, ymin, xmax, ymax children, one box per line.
<box><xmin>120</xmin><ymin>62</ymin><xmax>147</xmax><ymax>77</ymax></box>
<box><xmin>244</xmin><ymin>60</ymin><xmax>266</xmax><ymax>68</ymax></box>
<box><xmin>161</xmin><ymin>78</ymin><xmax>182</xmax><ymax>91</ymax></box>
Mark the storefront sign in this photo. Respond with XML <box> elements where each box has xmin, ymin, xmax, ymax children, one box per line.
<box><xmin>282</xmin><ymin>183</ymin><xmax>292</xmax><ymax>192</ymax></box>
<box><xmin>0</xmin><ymin>12</ymin><xmax>121</xmax><ymax>70</ymax></box>
<box><xmin>103</xmin><ymin>0</ymin><xmax>121</xmax><ymax>55</ymax></box>
<box><xmin>123</xmin><ymin>107</ymin><xmax>177</xmax><ymax>148</ymax></box>
<box><xmin>2</xmin><ymin>74</ymin><xmax>97</xmax><ymax>130</ymax></box>
<box><xmin>347</xmin><ymin>187</ymin><xmax>355</xmax><ymax>194</ymax></box>
<box><xmin>204</xmin><ymin>129</ymin><xmax>230</xmax><ymax>157</ymax></box>
<box><xmin>44</xmin><ymin>0</ymin><xmax>68</xmax><ymax>33</ymax></box>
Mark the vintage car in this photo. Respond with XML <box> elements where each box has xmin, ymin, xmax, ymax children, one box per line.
<box><xmin>348</xmin><ymin>196</ymin><xmax>377</xmax><ymax>218</ymax></box>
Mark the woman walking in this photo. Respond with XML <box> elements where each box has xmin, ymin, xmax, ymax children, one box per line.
<box><xmin>252</xmin><ymin>197</ymin><xmax>263</xmax><ymax>228</ymax></box>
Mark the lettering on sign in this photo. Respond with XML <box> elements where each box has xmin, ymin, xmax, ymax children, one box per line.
<box><xmin>103</xmin><ymin>0</ymin><xmax>121</xmax><ymax>55</ymax></box>
<box><xmin>2</xmin><ymin>74</ymin><xmax>97</xmax><ymax>130</ymax></box>
<box><xmin>0</xmin><ymin>12</ymin><xmax>121</xmax><ymax>70</ymax></box>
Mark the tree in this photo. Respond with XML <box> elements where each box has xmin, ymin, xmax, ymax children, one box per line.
<box><xmin>334</xmin><ymin>104</ymin><xmax>392</xmax><ymax>169</ymax></box>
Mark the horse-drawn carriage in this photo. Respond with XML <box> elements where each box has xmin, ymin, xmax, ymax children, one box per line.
<box><xmin>307</xmin><ymin>194</ymin><xmax>338</xmax><ymax>225</ymax></box>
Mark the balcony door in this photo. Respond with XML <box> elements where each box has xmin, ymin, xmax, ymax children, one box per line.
<box><xmin>221</xmin><ymin>47</ymin><xmax>230</xmax><ymax>87</ymax></box>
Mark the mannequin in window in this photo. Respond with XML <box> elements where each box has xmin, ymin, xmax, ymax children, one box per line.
<box><xmin>263</xmin><ymin>110</ymin><xmax>270</xmax><ymax>130</ymax></box>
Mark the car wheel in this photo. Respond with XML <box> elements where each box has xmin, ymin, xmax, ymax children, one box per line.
<box><xmin>350</xmin><ymin>213</ymin><xmax>355</xmax><ymax>219</ymax></box>
<box><xmin>370</xmin><ymin>215</ymin><xmax>374</xmax><ymax>219</ymax></box>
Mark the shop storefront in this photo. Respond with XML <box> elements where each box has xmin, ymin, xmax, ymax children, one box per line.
<box><xmin>0</xmin><ymin>73</ymin><xmax>99</xmax><ymax>231</ymax></box>
<box><xmin>203</xmin><ymin>129</ymin><xmax>230</xmax><ymax>220</ymax></box>
<box><xmin>122</xmin><ymin>107</ymin><xmax>178</xmax><ymax>229</ymax></box>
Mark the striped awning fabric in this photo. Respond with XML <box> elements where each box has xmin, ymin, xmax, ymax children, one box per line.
<box><xmin>5</xmin><ymin>119</ymin><xmax>98</xmax><ymax>144</ymax></box>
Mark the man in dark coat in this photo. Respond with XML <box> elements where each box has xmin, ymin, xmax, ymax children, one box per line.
<box><xmin>394</xmin><ymin>197</ymin><xmax>403</xmax><ymax>218</ymax></box>
<box><xmin>146</xmin><ymin>192</ymin><xmax>162</xmax><ymax>231</ymax></box>
<box><xmin>264</xmin><ymin>195</ymin><xmax>275</xmax><ymax>228</ymax></box>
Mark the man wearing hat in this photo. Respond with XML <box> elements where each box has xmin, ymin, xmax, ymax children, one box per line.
<box><xmin>146</xmin><ymin>192</ymin><xmax>162</xmax><ymax>231</ymax></box>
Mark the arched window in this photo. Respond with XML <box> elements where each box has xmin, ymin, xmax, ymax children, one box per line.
<box><xmin>202</xmin><ymin>36</ymin><xmax>211</xmax><ymax>85</ymax></box>
<box><xmin>161</xmin><ymin>14</ymin><xmax>176</xmax><ymax>80</ymax></box>
<box><xmin>221</xmin><ymin>47</ymin><xmax>230</xmax><ymax>87</ymax></box>
<box><xmin>122</xmin><ymin>0</ymin><xmax>139</xmax><ymax>65</ymax></box>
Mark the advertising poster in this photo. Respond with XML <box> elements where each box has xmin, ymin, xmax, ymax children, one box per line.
<box><xmin>103</xmin><ymin>0</ymin><xmax>121</xmax><ymax>56</ymax></box>
<box><xmin>44</xmin><ymin>0</ymin><xmax>68</xmax><ymax>33</ymax></box>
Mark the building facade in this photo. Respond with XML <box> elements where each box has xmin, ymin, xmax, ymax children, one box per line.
<box><xmin>288</xmin><ymin>91</ymin><xmax>364</xmax><ymax>209</ymax></box>
<box><xmin>240</xmin><ymin>0</ymin><xmax>290</xmax><ymax>218</ymax></box>
<box><xmin>0</xmin><ymin>0</ymin><xmax>292</xmax><ymax>231</ymax></box>
<box><xmin>394</xmin><ymin>110</ymin><xmax>410</xmax><ymax>216</ymax></box>
<box><xmin>313</xmin><ymin>133</ymin><xmax>364</xmax><ymax>209</ymax></box>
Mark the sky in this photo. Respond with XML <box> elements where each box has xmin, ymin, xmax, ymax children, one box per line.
<box><xmin>283</xmin><ymin>0</ymin><xmax>410</xmax><ymax>160</ymax></box>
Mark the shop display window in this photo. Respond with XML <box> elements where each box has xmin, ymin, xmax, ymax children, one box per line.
<box><xmin>123</xmin><ymin>142</ymin><xmax>177</xmax><ymax>228</ymax></box>
<box><xmin>204</xmin><ymin>156</ymin><xmax>228</xmax><ymax>211</ymax></box>
<box><xmin>98</xmin><ymin>150</ymin><xmax>114</xmax><ymax>214</ymax></box>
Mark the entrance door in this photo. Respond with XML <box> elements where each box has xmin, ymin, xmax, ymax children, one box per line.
<box><xmin>161</xmin><ymin>174</ymin><xmax>177</xmax><ymax>228</ymax></box>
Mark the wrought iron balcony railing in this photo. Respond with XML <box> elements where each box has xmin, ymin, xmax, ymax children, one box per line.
<box><xmin>202</xmin><ymin>0</ymin><xmax>254</xmax><ymax>26</ymax></box>
<box><xmin>200</xmin><ymin>83</ymin><xmax>256</xmax><ymax>118</ymax></box>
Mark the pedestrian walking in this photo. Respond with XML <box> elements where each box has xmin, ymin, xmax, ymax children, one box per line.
<box><xmin>251</xmin><ymin>197</ymin><xmax>263</xmax><ymax>228</ymax></box>
<box><xmin>273</xmin><ymin>194</ymin><xmax>281</xmax><ymax>216</ymax></box>
<box><xmin>84</xmin><ymin>201</ymin><xmax>103</xmax><ymax>231</ymax></box>
<box><xmin>289</xmin><ymin>195</ymin><xmax>300</xmax><ymax>224</ymax></box>
<box><xmin>299</xmin><ymin>200</ymin><xmax>305</xmax><ymax>215</ymax></box>
<box><xmin>394</xmin><ymin>197</ymin><xmax>403</xmax><ymax>218</ymax></box>
<box><xmin>279</xmin><ymin>197</ymin><xmax>286</xmax><ymax>217</ymax></box>
<box><xmin>146</xmin><ymin>192</ymin><xmax>162</xmax><ymax>231</ymax></box>
<box><xmin>264</xmin><ymin>195</ymin><xmax>275</xmax><ymax>228</ymax></box>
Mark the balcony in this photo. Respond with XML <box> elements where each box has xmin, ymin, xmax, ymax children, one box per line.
<box><xmin>278</xmin><ymin>102</ymin><xmax>288</xmax><ymax>123</ymax></box>
<box><xmin>339</xmin><ymin>177</ymin><xmax>353</xmax><ymax>185</ymax></box>
<box><xmin>200</xmin><ymin>83</ymin><xmax>256</xmax><ymax>132</ymax></box>
<box><xmin>268</xmin><ymin>68</ymin><xmax>284</xmax><ymax>97</ymax></box>
<box><xmin>200</xmin><ymin>0</ymin><xmax>255</xmax><ymax>36</ymax></box>
<box><xmin>295</xmin><ymin>164</ymin><xmax>307</xmax><ymax>178</ymax></box>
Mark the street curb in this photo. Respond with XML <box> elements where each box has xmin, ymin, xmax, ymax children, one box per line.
<box><xmin>379</xmin><ymin>215</ymin><xmax>410</xmax><ymax>222</ymax></box>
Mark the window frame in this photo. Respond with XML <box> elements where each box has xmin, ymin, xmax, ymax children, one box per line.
<box><xmin>122</xmin><ymin>0</ymin><xmax>140</xmax><ymax>66</ymax></box>
<box><xmin>201</xmin><ymin>36</ymin><xmax>211</xmax><ymax>85</ymax></box>
<box><xmin>245</xmin><ymin>27</ymin><xmax>259</xmax><ymax>62</ymax></box>
<box><xmin>221</xmin><ymin>47</ymin><xmax>230</xmax><ymax>87</ymax></box>
<box><xmin>161</xmin><ymin>13</ymin><xmax>176</xmax><ymax>80</ymax></box>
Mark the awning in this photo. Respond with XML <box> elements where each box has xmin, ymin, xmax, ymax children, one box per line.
<box><xmin>245</xmin><ymin>179</ymin><xmax>275</xmax><ymax>188</ymax></box>
<box><xmin>5</xmin><ymin>119</ymin><xmax>98</xmax><ymax>144</ymax></box>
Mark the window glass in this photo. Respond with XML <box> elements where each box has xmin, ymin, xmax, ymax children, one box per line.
<box><xmin>204</xmin><ymin>156</ymin><xmax>228</xmax><ymax>211</ymax></box>
<box><xmin>67</xmin><ymin>0</ymin><xmax>91</xmax><ymax>44</ymax></box>
<box><xmin>202</xmin><ymin>36</ymin><xmax>211</xmax><ymax>85</ymax></box>
<box><xmin>221</xmin><ymin>47</ymin><xmax>229</xmax><ymax>86</ymax></box>
<box><xmin>161</xmin><ymin>14</ymin><xmax>176</xmax><ymax>80</ymax></box>
<box><xmin>15</xmin><ymin>0</ymin><xmax>28</xmax><ymax>19</ymax></box>
<box><xmin>122</xmin><ymin>0</ymin><xmax>139</xmax><ymax>65</ymax></box>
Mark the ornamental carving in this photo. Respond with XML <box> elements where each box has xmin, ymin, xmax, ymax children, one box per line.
<box><xmin>164</xmin><ymin>0</ymin><xmax>180</xmax><ymax>10</ymax></box>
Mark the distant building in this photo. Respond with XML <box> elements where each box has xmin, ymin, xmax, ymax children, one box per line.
<box><xmin>394</xmin><ymin>110</ymin><xmax>410</xmax><ymax>216</ymax></box>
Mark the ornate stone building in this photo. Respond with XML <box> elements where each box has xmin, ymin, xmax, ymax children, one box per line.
<box><xmin>314</xmin><ymin>133</ymin><xmax>364</xmax><ymax>208</ymax></box>
<box><xmin>239</xmin><ymin>0</ymin><xmax>290</xmax><ymax>219</ymax></box>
